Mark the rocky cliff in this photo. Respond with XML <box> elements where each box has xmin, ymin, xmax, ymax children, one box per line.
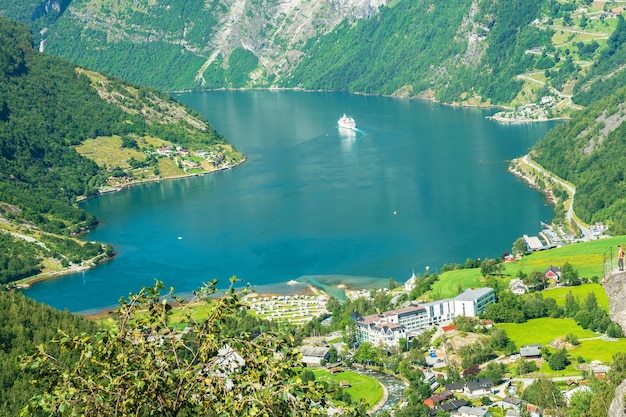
<box><xmin>41</xmin><ymin>0</ymin><xmax>389</xmax><ymax>88</ymax></box>
<box><xmin>603</xmin><ymin>271</ymin><xmax>626</xmax><ymax>416</ymax></box>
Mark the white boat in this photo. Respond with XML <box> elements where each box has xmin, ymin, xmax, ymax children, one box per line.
<box><xmin>338</xmin><ymin>113</ymin><xmax>356</xmax><ymax>129</ymax></box>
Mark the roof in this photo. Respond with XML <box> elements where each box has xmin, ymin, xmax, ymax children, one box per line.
<box><xmin>299</xmin><ymin>346</ymin><xmax>330</xmax><ymax>358</ymax></box>
<box><xmin>524</xmin><ymin>234</ymin><xmax>544</xmax><ymax>251</ymax></box>
<box><xmin>381</xmin><ymin>305</ymin><xmax>426</xmax><ymax>317</ymax></box>
<box><xmin>545</xmin><ymin>266</ymin><xmax>561</xmax><ymax>275</ymax></box>
<box><xmin>445</xmin><ymin>382</ymin><xmax>465</xmax><ymax>391</ymax></box>
<box><xmin>503</xmin><ymin>396</ymin><xmax>522</xmax><ymax>405</ymax></box>
<box><xmin>439</xmin><ymin>399</ymin><xmax>468</xmax><ymax>412</ymax></box>
<box><xmin>454</xmin><ymin>287</ymin><xmax>494</xmax><ymax>301</ymax></box>
<box><xmin>466</xmin><ymin>379</ymin><xmax>493</xmax><ymax>392</ymax></box>
<box><xmin>457</xmin><ymin>406</ymin><xmax>490</xmax><ymax>416</ymax></box>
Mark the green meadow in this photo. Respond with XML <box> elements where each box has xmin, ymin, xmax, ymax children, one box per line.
<box><xmin>505</xmin><ymin>236</ymin><xmax>623</xmax><ymax>279</ymax></box>
<box><xmin>497</xmin><ymin>317</ymin><xmax>626</xmax><ymax>364</ymax></box>
<box><xmin>311</xmin><ymin>369</ymin><xmax>384</xmax><ymax>409</ymax></box>
<box><xmin>429</xmin><ymin>236</ymin><xmax>624</xmax><ymax>301</ymax></box>
<box><xmin>542</xmin><ymin>283</ymin><xmax>609</xmax><ymax>311</ymax></box>
<box><xmin>429</xmin><ymin>268</ymin><xmax>484</xmax><ymax>300</ymax></box>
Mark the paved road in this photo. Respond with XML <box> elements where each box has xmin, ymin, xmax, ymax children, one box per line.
<box><xmin>521</xmin><ymin>155</ymin><xmax>593</xmax><ymax>241</ymax></box>
<box><xmin>511</xmin><ymin>375</ymin><xmax>584</xmax><ymax>389</ymax></box>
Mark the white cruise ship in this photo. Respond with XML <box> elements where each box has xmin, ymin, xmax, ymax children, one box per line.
<box><xmin>337</xmin><ymin>113</ymin><xmax>356</xmax><ymax>129</ymax></box>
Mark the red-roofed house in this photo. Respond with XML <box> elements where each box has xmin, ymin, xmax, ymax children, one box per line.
<box><xmin>545</xmin><ymin>266</ymin><xmax>560</xmax><ymax>282</ymax></box>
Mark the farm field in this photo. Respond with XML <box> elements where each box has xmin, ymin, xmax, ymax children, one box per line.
<box><xmin>497</xmin><ymin>317</ymin><xmax>626</xmax><ymax>364</ymax></box>
<box><xmin>427</xmin><ymin>236</ymin><xmax>624</xmax><ymax>302</ymax></box>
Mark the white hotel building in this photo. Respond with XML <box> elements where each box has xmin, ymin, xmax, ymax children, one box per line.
<box><xmin>355</xmin><ymin>287</ymin><xmax>496</xmax><ymax>348</ymax></box>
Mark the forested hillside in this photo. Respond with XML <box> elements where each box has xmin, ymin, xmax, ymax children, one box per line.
<box><xmin>286</xmin><ymin>0</ymin><xmax>546</xmax><ymax>105</ymax></box>
<box><xmin>0</xmin><ymin>18</ymin><xmax>241</xmax><ymax>287</ymax></box>
<box><xmin>3</xmin><ymin>0</ymin><xmax>623</xmax><ymax>112</ymax></box>
<box><xmin>533</xmin><ymin>86</ymin><xmax>626</xmax><ymax>234</ymax></box>
<box><xmin>0</xmin><ymin>291</ymin><xmax>98</xmax><ymax>417</ymax></box>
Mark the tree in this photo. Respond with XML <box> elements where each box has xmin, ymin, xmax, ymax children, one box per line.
<box><xmin>22</xmin><ymin>279</ymin><xmax>366</xmax><ymax>417</ymax></box>
<box><xmin>512</xmin><ymin>237</ymin><xmax>527</xmax><ymax>255</ymax></box>
<box><xmin>328</xmin><ymin>346</ymin><xmax>338</xmax><ymax>363</ymax></box>
<box><xmin>525</xmin><ymin>270</ymin><xmax>546</xmax><ymax>290</ymax></box>
<box><xmin>564</xmin><ymin>291</ymin><xmax>580</xmax><ymax>317</ymax></box>
<box><xmin>480</xmin><ymin>258</ymin><xmax>504</xmax><ymax>277</ymax></box>
<box><xmin>567</xmin><ymin>390</ymin><xmax>593</xmax><ymax>417</ymax></box>
<box><xmin>560</xmin><ymin>262</ymin><xmax>581</xmax><ymax>286</ymax></box>
<box><xmin>478</xmin><ymin>362</ymin><xmax>506</xmax><ymax>384</ymax></box>
<box><xmin>388</xmin><ymin>278</ymin><xmax>398</xmax><ymax>290</ymax></box>
<box><xmin>548</xmin><ymin>348</ymin><xmax>570</xmax><ymax>371</ymax></box>
<box><xmin>522</xmin><ymin>379</ymin><xmax>565</xmax><ymax>409</ymax></box>
<box><xmin>517</xmin><ymin>359</ymin><xmax>538</xmax><ymax>375</ymax></box>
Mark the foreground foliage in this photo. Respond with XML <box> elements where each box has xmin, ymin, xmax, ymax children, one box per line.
<box><xmin>0</xmin><ymin>291</ymin><xmax>98</xmax><ymax>417</ymax></box>
<box><xmin>22</xmin><ymin>279</ymin><xmax>366</xmax><ymax>416</ymax></box>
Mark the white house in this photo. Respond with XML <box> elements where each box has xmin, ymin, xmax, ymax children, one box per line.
<box><xmin>509</xmin><ymin>278</ymin><xmax>529</xmax><ymax>295</ymax></box>
<box><xmin>464</xmin><ymin>379</ymin><xmax>493</xmax><ymax>398</ymax></box>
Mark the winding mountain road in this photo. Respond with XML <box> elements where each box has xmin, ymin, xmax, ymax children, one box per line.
<box><xmin>521</xmin><ymin>154</ymin><xmax>593</xmax><ymax>241</ymax></box>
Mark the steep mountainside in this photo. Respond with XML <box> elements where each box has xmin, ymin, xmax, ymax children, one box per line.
<box><xmin>532</xmin><ymin>86</ymin><xmax>626</xmax><ymax>234</ymax></box>
<box><xmin>36</xmin><ymin>0</ymin><xmax>388</xmax><ymax>90</ymax></box>
<box><xmin>0</xmin><ymin>18</ymin><xmax>242</xmax><ymax>287</ymax></box>
<box><xmin>2</xmin><ymin>0</ymin><xmax>625</xmax><ymax>113</ymax></box>
<box><xmin>1</xmin><ymin>0</ymin><xmax>620</xmax><ymax>115</ymax></box>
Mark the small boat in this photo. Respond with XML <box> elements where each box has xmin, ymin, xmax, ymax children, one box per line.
<box><xmin>338</xmin><ymin>113</ymin><xmax>356</xmax><ymax>129</ymax></box>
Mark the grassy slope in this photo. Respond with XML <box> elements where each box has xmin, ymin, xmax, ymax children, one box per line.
<box><xmin>311</xmin><ymin>368</ymin><xmax>384</xmax><ymax>409</ymax></box>
<box><xmin>431</xmin><ymin>235</ymin><xmax>623</xmax><ymax>300</ymax></box>
<box><xmin>498</xmin><ymin>318</ymin><xmax>626</xmax><ymax>365</ymax></box>
<box><xmin>433</xmin><ymin>237</ymin><xmax>624</xmax><ymax>369</ymax></box>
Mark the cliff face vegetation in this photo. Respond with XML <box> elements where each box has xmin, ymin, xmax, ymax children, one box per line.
<box><xmin>1</xmin><ymin>0</ymin><xmax>620</xmax><ymax>111</ymax></box>
<box><xmin>29</xmin><ymin>0</ymin><xmax>390</xmax><ymax>91</ymax></box>
<box><xmin>0</xmin><ymin>18</ymin><xmax>242</xmax><ymax>287</ymax></box>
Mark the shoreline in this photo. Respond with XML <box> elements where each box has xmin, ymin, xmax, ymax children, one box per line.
<box><xmin>508</xmin><ymin>156</ymin><xmax>557</xmax><ymax>205</ymax></box>
<box><xmin>488</xmin><ymin>113</ymin><xmax>571</xmax><ymax>124</ymax></box>
<box><xmin>11</xmin><ymin>158</ymin><xmax>247</xmax><ymax>291</ymax></box>
<box><xmin>79</xmin><ymin>156</ymin><xmax>248</xmax><ymax>201</ymax></box>
<box><xmin>83</xmin><ymin>282</ymin><xmax>327</xmax><ymax>319</ymax></box>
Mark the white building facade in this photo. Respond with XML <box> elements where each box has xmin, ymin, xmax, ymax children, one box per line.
<box><xmin>356</xmin><ymin>287</ymin><xmax>496</xmax><ymax>348</ymax></box>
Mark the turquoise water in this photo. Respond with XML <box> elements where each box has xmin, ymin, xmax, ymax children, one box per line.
<box><xmin>23</xmin><ymin>91</ymin><xmax>558</xmax><ymax>312</ymax></box>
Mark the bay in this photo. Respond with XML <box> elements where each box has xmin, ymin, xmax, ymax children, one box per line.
<box><xmin>23</xmin><ymin>91</ymin><xmax>558</xmax><ymax>312</ymax></box>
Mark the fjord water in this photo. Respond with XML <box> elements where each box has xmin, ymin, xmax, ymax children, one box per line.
<box><xmin>24</xmin><ymin>91</ymin><xmax>557</xmax><ymax>312</ymax></box>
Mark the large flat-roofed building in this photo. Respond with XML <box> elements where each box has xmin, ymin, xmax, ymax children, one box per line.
<box><xmin>453</xmin><ymin>287</ymin><xmax>496</xmax><ymax>317</ymax></box>
<box><xmin>356</xmin><ymin>288</ymin><xmax>495</xmax><ymax>348</ymax></box>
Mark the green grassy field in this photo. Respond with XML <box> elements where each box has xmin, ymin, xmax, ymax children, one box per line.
<box><xmin>497</xmin><ymin>317</ymin><xmax>626</xmax><ymax>364</ymax></box>
<box><xmin>429</xmin><ymin>268</ymin><xmax>484</xmax><ymax>300</ymax></box>
<box><xmin>427</xmin><ymin>236</ymin><xmax>623</xmax><ymax>301</ymax></box>
<box><xmin>497</xmin><ymin>317</ymin><xmax>597</xmax><ymax>346</ymax></box>
<box><xmin>505</xmin><ymin>236</ymin><xmax>623</xmax><ymax>279</ymax></box>
<box><xmin>311</xmin><ymin>369</ymin><xmax>384</xmax><ymax>409</ymax></box>
<box><xmin>542</xmin><ymin>283</ymin><xmax>609</xmax><ymax>311</ymax></box>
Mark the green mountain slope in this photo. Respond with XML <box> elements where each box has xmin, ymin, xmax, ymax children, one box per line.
<box><xmin>533</xmin><ymin>85</ymin><xmax>626</xmax><ymax>234</ymax></box>
<box><xmin>2</xmin><ymin>0</ymin><xmax>625</xmax><ymax>111</ymax></box>
<box><xmin>0</xmin><ymin>18</ymin><xmax>242</xmax><ymax>287</ymax></box>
